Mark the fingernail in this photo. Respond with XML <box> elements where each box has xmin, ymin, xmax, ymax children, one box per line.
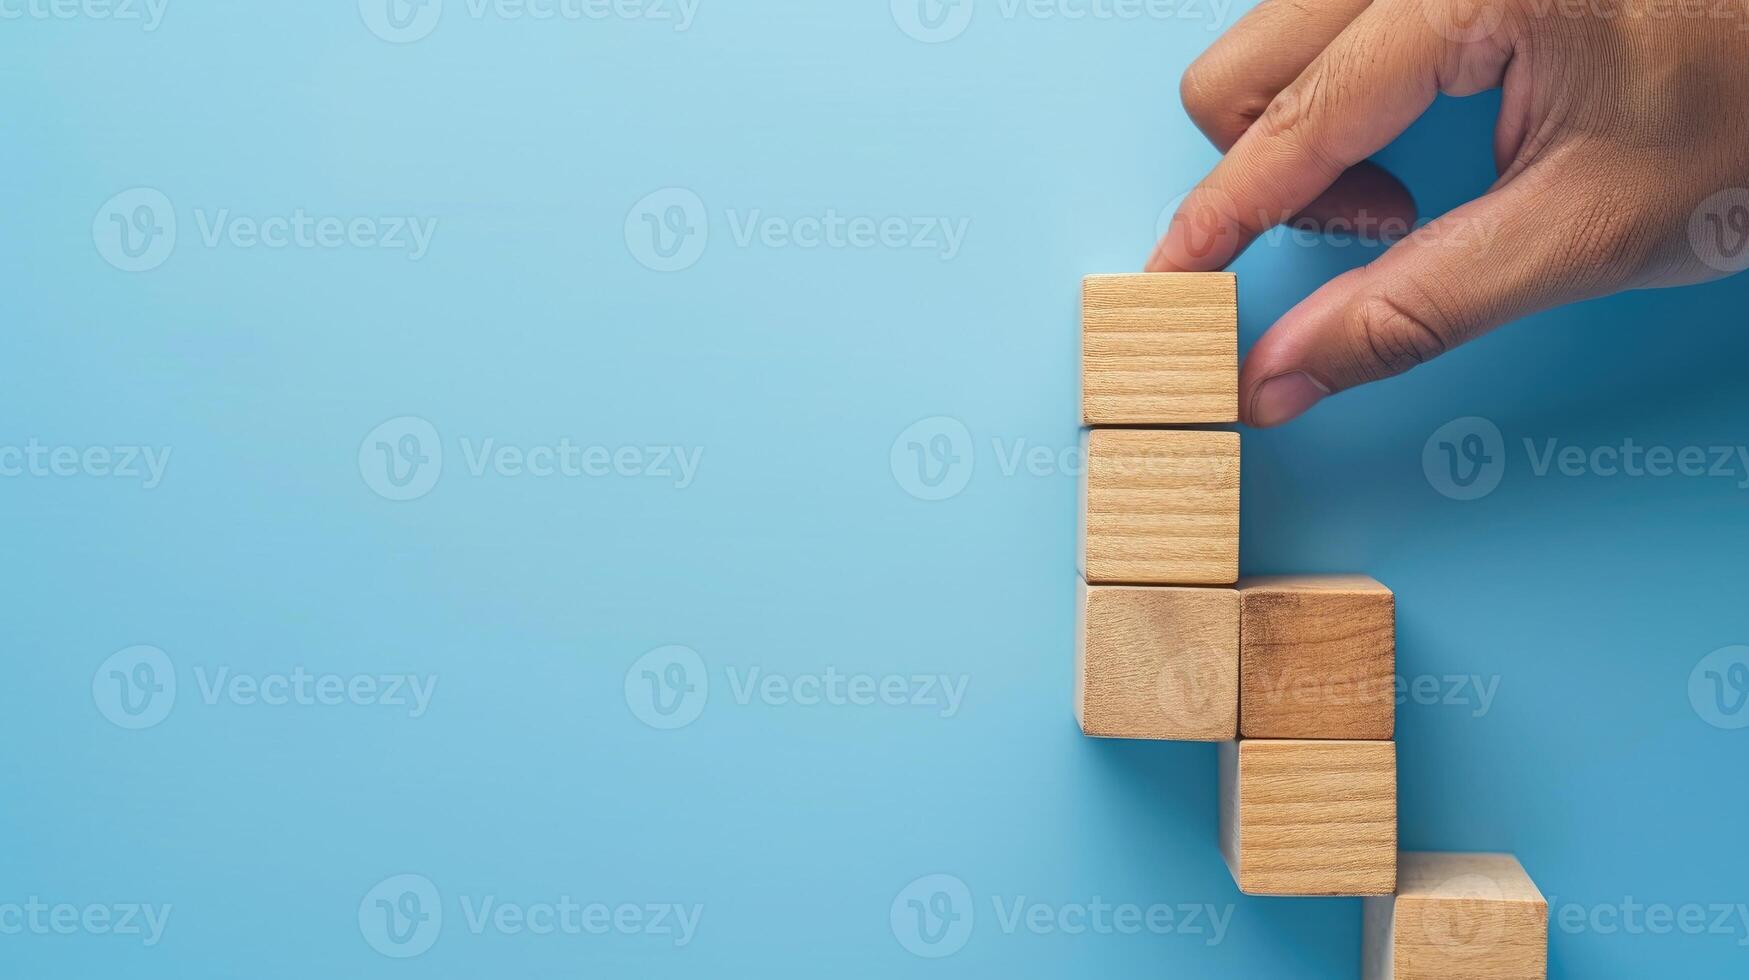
<box><xmin>1248</xmin><ymin>372</ymin><xmax>1329</xmax><ymax>427</ymax></box>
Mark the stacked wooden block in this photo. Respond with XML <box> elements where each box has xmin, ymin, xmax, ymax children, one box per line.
<box><xmin>1074</xmin><ymin>274</ymin><xmax>1549</xmax><ymax>977</ymax></box>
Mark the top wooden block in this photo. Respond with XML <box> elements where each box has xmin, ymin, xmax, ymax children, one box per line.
<box><xmin>1363</xmin><ymin>852</ymin><xmax>1549</xmax><ymax>980</ymax></box>
<box><xmin>1082</xmin><ymin>273</ymin><xmax>1238</xmax><ymax>426</ymax></box>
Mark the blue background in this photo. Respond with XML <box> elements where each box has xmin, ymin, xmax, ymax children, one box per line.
<box><xmin>5</xmin><ymin>1</ymin><xmax>1749</xmax><ymax>977</ymax></box>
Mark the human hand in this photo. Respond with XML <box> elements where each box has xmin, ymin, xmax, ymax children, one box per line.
<box><xmin>1150</xmin><ymin>0</ymin><xmax>1749</xmax><ymax>426</ymax></box>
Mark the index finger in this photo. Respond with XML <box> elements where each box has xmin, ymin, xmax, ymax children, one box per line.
<box><xmin>1148</xmin><ymin>0</ymin><xmax>1489</xmax><ymax>273</ymax></box>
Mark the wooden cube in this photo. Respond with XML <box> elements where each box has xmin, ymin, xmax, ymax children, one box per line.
<box><xmin>1363</xmin><ymin>852</ymin><xmax>1548</xmax><ymax>980</ymax></box>
<box><xmin>1239</xmin><ymin>575</ymin><xmax>1394</xmax><ymax>740</ymax></box>
<box><xmin>1076</xmin><ymin>579</ymin><xmax>1238</xmax><ymax>741</ymax></box>
<box><xmin>1082</xmin><ymin>273</ymin><xmax>1238</xmax><ymax>425</ymax></box>
<box><xmin>1079</xmin><ymin>429</ymin><xmax>1239</xmax><ymax>586</ymax></box>
<box><xmin>1219</xmin><ymin>739</ymin><xmax>1397</xmax><ymax>896</ymax></box>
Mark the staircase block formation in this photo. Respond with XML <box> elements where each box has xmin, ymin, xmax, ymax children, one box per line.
<box><xmin>1071</xmin><ymin>272</ymin><xmax>1549</xmax><ymax>975</ymax></box>
<box><xmin>1219</xmin><ymin>739</ymin><xmax>1397</xmax><ymax>896</ymax></box>
<box><xmin>1239</xmin><ymin>575</ymin><xmax>1396</xmax><ymax>739</ymax></box>
<box><xmin>1362</xmin><ymin>852</ymin><xmax>1549</xmax><ymax>979</ymax></box>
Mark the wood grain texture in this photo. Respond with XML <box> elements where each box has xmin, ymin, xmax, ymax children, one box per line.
<box><xmin>1080</xmin><ymin>429</ymin><xmax>1239</xmax><ymax>586</ymax></box>
<box><xmin>1362</xmin><ymin>852</ymin><xmax>1548</xmax><ymax>980</ymax></box>
<box><xmin>1239</xmin><ymin>575</ymin><xmax>1395</xmax><ymax>739</ymax></box>
<box><xmin>1076</xmin><ymin>579</ymin><xmax>1238</xmax><ymax>741</ymax></box>
<box><xmin>1082</xmin><ymin>273</ymin><xmax>1238</xmax><ymax>425</ymax></box>
<box><xmin>1219</xmin><ymin>739</ymin><xmax>1397</xmax><ymax>896</ymax></box>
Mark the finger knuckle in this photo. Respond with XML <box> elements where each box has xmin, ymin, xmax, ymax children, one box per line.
<box><xmin>1255</xmin><ymin>75</ymin><xmax>1343</xmax><ymax>176</ymax></box>
<box><xmin>1178</xmin><ymin>60</ymin><xmax>1216</xmax><ymax>118</ymax></box>
<box><xmin>1349</xmin><ymin>290</ymin><xmax>1453</xmax><ymax>379</ymax></box>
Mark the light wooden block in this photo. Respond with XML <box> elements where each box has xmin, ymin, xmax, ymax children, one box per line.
<box><xmin>1076</xmin><ymin>579</ymin><xmax>1238</xmax><ymax>741</ymax></box>
<box><xmin>1363</xmin><ymin>852</ymin><xmax>1548</xmax><ymax>980</ymax></box>
<box><xmin>1082</xmin><ymin>273</ymin><xmax>1238</xmax><ymax>425</ymax></box>
<box><xmin>1239</xmin><ymin>575</ymin><xmax>1395</xmax><ymax>740</ymax></box>
<box><xmin>1079</xmin><ymin>429</ymin><xmax>1239</xmax><ymax>586</ymax></box>
<box><xmin>1219</xmin><ymin>739</ymin><xmax>1397</xmax><ymax>896</ymax></box>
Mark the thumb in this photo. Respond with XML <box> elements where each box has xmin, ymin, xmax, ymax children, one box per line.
<box><xmin>1241</xmin><ymin>172</ymin><xmax>1651</xmax><ymax>426</ymax></box>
